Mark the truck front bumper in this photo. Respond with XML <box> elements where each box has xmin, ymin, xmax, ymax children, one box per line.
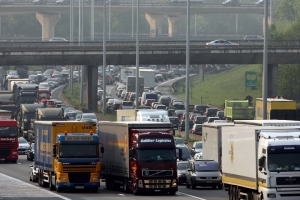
<box><xmin>260</xmin><ymin>187</ymin><xmax>300</xmax><ymax>200</ymax></box>
<box><xmin>56</xmin><ymin>182</ymin><xmax>100</xmax><ymax>189</ymax></box>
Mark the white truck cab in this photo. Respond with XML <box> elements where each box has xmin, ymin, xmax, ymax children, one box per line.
<box><xmin>136</xmin><ymin>109</ymin><xmax>170</xmax><ymax>122</ymax></box>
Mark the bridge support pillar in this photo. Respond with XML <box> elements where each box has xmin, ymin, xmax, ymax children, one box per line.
<box><xmin>199</xmin><ymin>65</ymin><xmax>204</xmax><ymax>82</ymax></box>
<box><xmin>267</xmin><ymin>64</ymin><xmax>278</xmax><ymax>97</ymax></box>
<box><xmin>145</xmin><ymin>13</ymin><xmax>164</xmax><ymax>37</ymax></box>
<box><xmin>36</xmin><ymin>13</ymin><xmax>61</xmax><ymax>41</ymax></box>
<box><xmin>167</xmin><ymin>16</ymin><xmax>178</xmax><ymax>37</ymax></box>
<box><xmin>87</xmin><ymin>65</ymin><xmax>98</xmax><ymax>112</ymax></box>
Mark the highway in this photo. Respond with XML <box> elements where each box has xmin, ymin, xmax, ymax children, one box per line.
<box><xmin>0</xmin><ymin>155</ymin><xmax>228</xmax><ymax>200</ymax></box>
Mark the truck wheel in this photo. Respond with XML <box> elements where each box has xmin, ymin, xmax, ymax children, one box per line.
<box><xmin>191</xmin><ymin>180</ymin><xmax>196</xmax><ymax>189</ymax></box>
<box><xmin>49</xmin><ymin>173</ymin><xmax>55</xmax><ymax>191</ymax></box>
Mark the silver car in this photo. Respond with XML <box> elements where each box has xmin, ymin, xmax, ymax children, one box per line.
<box><xmin>186</xmin><ymin>159</ymin><xmax>222</xmax><ymax>189</ymax></box>
<box><xmin>18</xmin><ymin>137</ymin><xmax>30</xmax><ymax>155</ymax></box>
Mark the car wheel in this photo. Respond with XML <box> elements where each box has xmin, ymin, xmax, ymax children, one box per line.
<box><xmin>191</xmin><ymin>179</ymin><xmax>196</xmax><ymax>189</ymax></box>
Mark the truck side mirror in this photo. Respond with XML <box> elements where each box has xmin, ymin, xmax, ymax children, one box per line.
<box><xmin>219</xmin><ymin>146</ymin><xmax>222</xmax><ymax>157</ymax></box>
<box><xmin>258</xmin><ymin>156</ymin><xmax>265</xmax><ymax>171</ymax></box>
<box><xmin>53</xmin><ymin>144</ymin><xmax>57</xmax><ymax>157</ymax></box>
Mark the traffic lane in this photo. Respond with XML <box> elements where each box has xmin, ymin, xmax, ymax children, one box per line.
<box><xmin>0</xmin><ymin>156</ymin><xmax>227</xmax><ymax>200</ymax></box>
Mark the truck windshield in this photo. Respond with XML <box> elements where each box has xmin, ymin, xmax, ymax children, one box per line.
<box><xmin>39</xmin><ymin>93</ymin><xmax>50</xmax><ymax>99</ymax></box>
<box><xmin>60</xmin><ymin>144</ymin><xmax>98</xmax><ymax>158</ymax></box>
<box><xmin>0</xmin><ymin>127</ymin><xmax>18</xmax><ymax>137</ymax></box>
<box><xmin>138</xmin><ymin>149</ymin><xmax>176</xmax><ymax>162</ymax></box>
<box><xmin>268</xmin><ymin>153</ymin><xmax>300</xmax><ymax>172</ymax></box>
<box><xmin>20</xmin><ymin>96</ymin><xmax>36</xmax><ymax>102</ymax></box>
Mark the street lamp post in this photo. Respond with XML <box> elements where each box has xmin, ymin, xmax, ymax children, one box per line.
<box><xmin>103</xmin><ymin>0</ymin><xmax>107</xmax><ymax>115</ymax></box>
<box><xmin>185</xmin><ymin>0</ymin><xmax>190</xmax><ymax>139</ymax></box>
<box><xmin>132</xmin><ymin>0</ymin><xmax>134</xmax><ymax>39</ymax></box>
<box><xmin>135</xmin><ymin>0</ymin><xmax>140</xmax><ymax>104</ymax></box>
<box><xmin>109</xmin><ymin>0</ymin><xmax>111</xmax><ymax>40</ymax></box>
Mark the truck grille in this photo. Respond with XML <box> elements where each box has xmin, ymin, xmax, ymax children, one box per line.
<box><xmin>277</xmin><ymin>177</ymin><xmax>300</xmax><ymax>185</ymax></box>
<box><xmin>0</xmin><ymin>141</ymin><xmax>16</xmax><ymax>148</ymax></box>
<box><xmin>142</xmin><ymin>170</ymin><xmax>173</xmax><ymax>177</ymax></box>
<box><xmin>63</xmin><ymin>164</ymin><xmax>96</xmax><ymax>172</ymax></box>
<box><xmin>68</xmin><ymin>172</ymin><xmax>91</xmax><ymax>183</ymax></box>
<box><xmin>0</xmin><ymin>149</ymin><xmax>10</xmax><ymax>157</ymax></box>
<box><xmin>144</xmin><ymin>179</ymin><xmax>172</xmax><ymax>189</ymax></box>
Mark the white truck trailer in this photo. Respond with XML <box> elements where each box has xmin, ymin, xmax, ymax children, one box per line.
<box><xmin>202</xmin><ymin>122</ymin><xmax>234</xmax><ymax>169</ymax></box>
<box><xmin>234</xmin><ymin>120</ymin><xmax>300</xmax><ymax>127</ymax></box>
<box><xmin>117</xmin><ymin>109</ymin><xmax>170</xmax><ymax>122</ymax></box>
<box><xmin>139</xmin><ymin>69</ymin><xmax>156</xmax><ymax>88</ymax></box>
<box><xmin>221</xmin><ymin>126</ymin><xmax>300</xmax><ymax>200</ymax></box>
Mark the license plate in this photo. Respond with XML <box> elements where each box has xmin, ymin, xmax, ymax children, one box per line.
<box><xmin>75</xmin><ymin>186</ymin><xmax>84</xmax><ymax>189</ymax></box>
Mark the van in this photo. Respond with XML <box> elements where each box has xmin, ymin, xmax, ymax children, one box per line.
<box><xmin>136</xmin><ymin>109</ymin><xmax>170</xmax><ymax>122</ymax></box>
<box><xmin>141</xmin><ymin>92</ymin><xmax>158</xmax><ymax>106</ymax></box>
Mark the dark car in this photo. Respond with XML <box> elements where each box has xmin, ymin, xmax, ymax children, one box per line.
<box><xmin>186</xmin><ymin>160</ymin><xmax>222</xmax><ymax>189</ymax></box>
<box><xmin>27</xmin><ymin>143</ymin><xmax>35</xmax><ymax>161</ymax></box>
<box><xmin>158</xmin><ymin>96</ymin><xmax>171</xmax><ymax>107</ymax></box>
<box><xmin>216</xmin><ymin>111</ymin><xmax>225</xmax><ymax>120</ymax></box>
<box><xmin>177</xmin><ymin>161</ymin><xmax>188</xmax><ymax>185</ymax></box>
<box><xmin>111</xmin><ymin>99</ymin><xmax>122</xmax><ymax>110</ymax></box>
<box><xmin>193</xmin><ymin>115</ymin><xmax>207</xmax><ymax>124</ymax></box>
<box><xmin>178</xmin><ymin>120</ymin><xmax>194</xmax><ymax>132</ymax></box>
<box><xmin>193</xmin><ymin>105</ymin><xmax>208</xmax><ymax>115</ymax></box>
<box><xmin>169</xmin><ymin>116</ymin><xmax>180</xmax><ymax>130</ymax></box>
<box><xmin>174</xmin><ymin>110</ymin><xmax>185</xmax><ymax>120</ymax></box>
<box><xmin>167</xmin><ymin>108</ymin><xmax>176</xmax><ymax>116</ymax></box>
<box><xmin>176</xmin><ymin>145</ymin><xmax>192</xmax><ymax>161</ymax></box>
<box><xmin>190</xmin><ymin>124</ymin><xmax>202</xmax><ymax>136</ymax></box>
<box><xmin>204</xmin><ymin>108</ymin><xmax>219</xmax><ymax>117</ymax></box>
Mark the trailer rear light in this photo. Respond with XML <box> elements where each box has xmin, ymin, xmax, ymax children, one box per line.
<box><xmin>90</xmin><ymin>131</ymin><xmax>93</xmax><ymax>135</ymax></box>
<box><xmin>64</xmin><ymin>131</ymin><xmax>67</xmax><ymax>135</ymax></box>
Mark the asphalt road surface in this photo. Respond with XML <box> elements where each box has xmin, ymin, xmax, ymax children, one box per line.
<box><xmin>0</xmin><ymin>155</ymin><xmax>228</xmax><ymax>200</ymax></box>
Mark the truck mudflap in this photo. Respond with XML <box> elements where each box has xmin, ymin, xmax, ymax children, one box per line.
<box><xmin>56</xmin><ymin>182</ymin><xmax>100</xmax><ymax>189</ymax></box>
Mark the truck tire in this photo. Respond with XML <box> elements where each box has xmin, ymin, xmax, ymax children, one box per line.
<box><xmin>49</xmin><ymin>173</ymin><xmax>55</xmax><ymax>191</ymax></box>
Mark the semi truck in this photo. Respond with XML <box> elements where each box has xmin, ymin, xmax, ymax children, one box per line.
<box><xmin>221</xmin><ymin>125</ymin><xmax>300</xmax><ymax>200</ymax></box>
<box><xmin>117</xmin><ymin>109</ymin><xmax>170</xmax><ymax>122</ymax></box>
<box><xmin>139</xmin><ymin>69</ymin><xmax>156</xmax><ymax>88</ymax></box>
<box><xmin>0</xmin><ymin>111</ymin><xmax>19</xmax><ymax>163</ymax></box>
<box><xmin>13</xmin><ymin>83</ymin><xmax>38</xmax><ymax>106</ymax></box>
<box><xmin>34</xmin><ymin>121</ymin><xmax>104</xmax><ymax>192</ymax></box>
<box><xmin>98</xmin><ymin>121</ymin><xmax>181</xmax><ymax>195</ymax></box>
<box><xmin>224</xmin><ymin>99</ymin><xmax>254</xmax><ymax>121</ymax></box>
<box><xmin>202</xmin><ymin>122</ymin><xmax>234</xmax><ymax>169</ymax></box>
<box><xmin>16</xmin><ymin>104</ymin><xmax>44</xmax><ymax>141</ymax></box>
<box><xmin>255</xmin><ymin>98</ymin><xmax>297</xmax><ymax>120</ymax></box>
<box><xmin>7</xmin><ymin>78</ymin><xmax>29</xmax><ymax>91</ymax></box>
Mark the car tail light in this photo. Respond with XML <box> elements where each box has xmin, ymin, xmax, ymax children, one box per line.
<box><xmin>193</xmin><ymin>130</ymin><xmax>196</xmax><ymax>133</ymax></box>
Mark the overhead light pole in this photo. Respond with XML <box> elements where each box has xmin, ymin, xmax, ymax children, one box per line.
<box><xmin>185</xmin><ymin>0</ymin><xmax>190</xmax><ymax>139</ymax></box>
<box><xmin>103</xmin><ymin>0</ymin><xmax>107</xmax><ymax>115</ymax></box>
<box><xmin>135</xmin><ymin>0</ymin><xmax>139</xmax><ymax>105</ymax></box>
<box><xmin>70</xmin><ymin>0</ymin><xmax>74</xmax><ymax>94</ymax></box>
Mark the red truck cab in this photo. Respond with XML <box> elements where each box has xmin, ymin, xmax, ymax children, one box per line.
<box><xmin>37</xmin><ymin>89</ymin><xmax>51</xmax><ymax>103</ymax></box>
<box><xmin>0</xmin><ymin>119</ymin><xmax>19</xmax><ymax>163</ymax></box>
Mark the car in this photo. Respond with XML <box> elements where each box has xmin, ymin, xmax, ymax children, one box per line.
<box><xmin>158</xmin><ymin>96</ymin><xmax>171</xmax><ymax>107</ymax></box>
<box><xmin>39</xmin><ymin>82</ymin><xmax>51</xmax><ymax>91</ymax></box>
<box><xmin>141</xmin><ymin>92</ymin><xmax>158</xmax><ymax>106</ymax></box>
<box><xmin>167</xmin><ymin>108</ymin><xmax>176</xmax><ymax>116</ymax></box>
<box><xmin>155</xmin><ymin>74</ymin><xmax>164</xmax><ymax>82</ymax></box>
<box><xmin>193</xmin><ymin>105</ymin><xmax>208</xmax><ymax>115</ymax></box>
<box><xmin>18</xmin><ymin>137</ymin><xmax>30</xmax><ymax>155</ymax></box>
<box><xmin>111</xmin><ymin>99</ymin><xmax>122</xmax><ymax>110</ymax></box>
<box><xmin>178</xmin><ymin>120</ymin><xmax>194</xmax><ymax>131</ymax></box>
<box><xmin>120</xmin><ymin>101</ymin><xmax>134</xmax><ymax>109</ymax></box>
<box><xmin>222</xmin><ymin>0</ymin><xmax>239</xmax><ymax>6</ymax></box>
<box><xmin>174</xmin><ymin>137</ymin><xmax>186</xmax><ymax>146</ymax></box>
<box><xmin>176</xmin><ymin>145</ymin><xmax>192</xmax><ymax>161</ymax></box>
<box><xmin>49</xmin><ymin>37</ymin><xmax>68</xmax><ymax>41</ymax></box>
<box><xmin>205</xmin><ymin>117</ymin><xmax>221</xmax><ymax>123</ymax></box>
<box><xmin>174</xmin><ymin>110</ymin><xmax>185</xmax><ymax>120</ymax></box>
<box><xmin>156</xmin><ymin>104</ymin><xmax>167</xmax><ymax>110</ymax></box>
<box><xmin>193</xmin><ymin>115</ymin><xmax>207</xmax><ymax>124</ymax></box>
<box><xmin>177</xmin><ymin>161</ymin><xmax>188</xmax><ymax>185</ymax></box>
<box><xmin>190</xmin><ymin>141</ymin><xmax>203</xmax><ymax>156</ymax></box>
<box><xmin>27</xmin><ymin>143</ymin><xmax>35</xmax><ymax>161</ymax></box>
<box><xmin>206</xmin><ymin>39</ymin><xmax>239</xmax><ymax>46</ymax></box>
<box><xmin>29</xmin><ymin>162</ymin><xmax>38</xmax><ymax>182</ymax></box>
<box><xmin>204</xmin><ymin>108</ymin><xmax>219</xmax><ymax>117</ymax></box>
<box><xmin>145</xmin><ymin>99</ymin><xmax>156</xmax><ymax>107</ymax></box>
<box><xmin>80</xmin><ymin>113</ymin><xmax>97</xmax><ymax>123</ymax></box>
<box><xmin>106</xmin><ymin>98</ymin><xmax>118</xmax><ymax>109</ymax></box>
<box><xmin>186</xmin><ymin>159</ymin><xmax>222</xmax><ymax>189</ymax></box>
<box><xmin>190</xmin><ymin>124</ymin><xmax>202</xmax><ymax>136</ymax></box>
<box><xmin>216</xmin><ymin>111</ymin><xmax>225</xmax><ymax>120</ymax></box>
<box><xmin>169</xmin><ymin>116</ymin><xmax>180</xmax><ymax>130</ymax></box>
<box><xmin>193</xmin><ymin>152</ymin><xmax>203</xmax><ymax>160</ymax></box>
<box><xmin>244</xmin><ymin>35</ymin><xmax>264</xmax><ymax>40</ymax></box>
<box><xmin>65</xmin><ymin>111</ymin><xmax>77</xmax><ymax>121</ymax></box>
<box><xmin>28</xmin><ymin>75</ymin><xmax>39</xmax><ymax>84</ymax></box>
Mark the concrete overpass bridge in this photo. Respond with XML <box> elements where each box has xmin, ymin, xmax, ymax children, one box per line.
<box><xmin>0</xmin><ymin>4</ymin><xmax>264</xmax><ymax>40</ymax></box>
<box><xmin>0</xmin><ymin>40</ymin><xmax>297</xmax><ymax>112</ymax></box>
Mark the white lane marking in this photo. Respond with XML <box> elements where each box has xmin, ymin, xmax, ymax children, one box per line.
<box><xmin>0</xmin><ymin>173</ymin><xmax>71</xmax><ymax>200</ymax></box>
<box><xmin>118</xmin><ymin>194</ymin><xmax>125</xmax><ymax>196</ymax></box>
<box><xmin>177</xmin><ymin>192</ymin><xmax>207</xmax><ymax>200</ymax></box>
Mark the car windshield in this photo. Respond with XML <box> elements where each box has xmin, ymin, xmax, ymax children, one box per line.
<box><xmin>60</xmin><ymin>144</ymin><xmax>98</xmax><ymax>158</ymax></box>
<box><xmin>194</xmin><ymin>161</ymin><xmax>219</xmax><ymax>171</ymax></box>
<box><xmin>123</xmin><ymin>102</ymin><xmax>133</xmax><ymax>106</ymax></box>
<box><xmin>145</xmin><ymin>94</ymin><xmax>158</xmax><ymax>101</ymax></box>
<box><xmin>138</xmin><ymin>149</ymin><xmax>176</xmax><ymax>162</ymax></box>
<box><xmin>18</xmin><ymin>137</ymin><xmax>27</xmax><ymax>143</ymax></box>
<box><xmin>178</xmin><ymin>162</ymin><xmax>188</xmax><ymax>170</ymax></box>
<box><xmin>83</xmin><ymin>114</ymin><xmax>96</xmax><ymax>119</ymax></box>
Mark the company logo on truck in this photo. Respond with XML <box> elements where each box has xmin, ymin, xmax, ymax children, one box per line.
<box><xmin>229</xmin><ymin>134</ymin><xmax>234</xmax><ymax>162</ymax></box>
<box><xmin>140</xmin><ymin>138</ymin><xmax>172</xmax><ymax>143</ymax></box>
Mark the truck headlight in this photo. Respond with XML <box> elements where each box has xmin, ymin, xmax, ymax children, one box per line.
<box><xmin>138</xmin><ymin>180</ymin><xmax>143</xmax><ymax>188</ymax></box>
<box><xmin>172</xmin><ymin>179</ymin><xmax>177</xmax><ymax>187</ymax></box>
<box><xmin>60</xmin><ymin>177</ymin><xmax>67</xmax><ymax>180</ymax></box>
